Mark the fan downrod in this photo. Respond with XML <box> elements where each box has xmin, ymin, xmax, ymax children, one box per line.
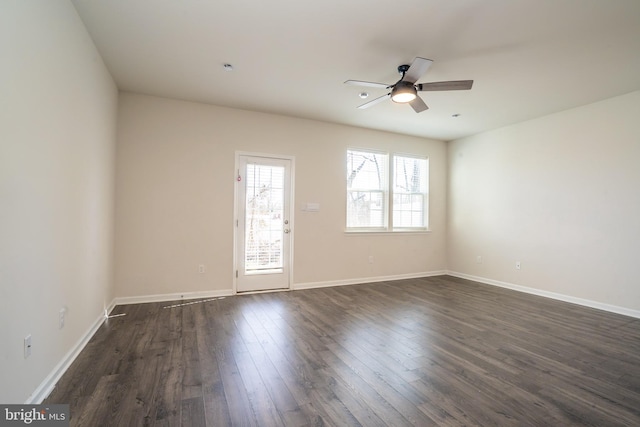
<box><xmin>397</xmin><ymin>64</ymin><xmax>410</xmax><ymax>74</ymax></box>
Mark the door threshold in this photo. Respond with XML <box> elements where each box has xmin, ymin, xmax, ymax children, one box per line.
<box><xmin>236</xmin><ymin>288</ymin><xmax>291</xmax><ymax>295</ymax></box>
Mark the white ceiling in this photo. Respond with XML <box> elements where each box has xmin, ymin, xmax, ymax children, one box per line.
<box><xmin>71</xmin><ymin>0</ymin><xmax>640</xmax><ymax>141</ymax></box>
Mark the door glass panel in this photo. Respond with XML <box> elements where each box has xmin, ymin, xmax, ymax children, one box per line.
<box><xmin>244</xmin><ymin>164</ymin><xmax>284</xmax><ymax>273</ymax></box>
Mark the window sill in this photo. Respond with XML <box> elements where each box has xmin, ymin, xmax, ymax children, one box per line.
<box><xmin>344</xmin><ymin>229</ymin><xmax>431</xmax><ymax>236</ymax></box>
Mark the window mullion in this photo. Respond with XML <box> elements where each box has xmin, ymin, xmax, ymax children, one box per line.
<box><xmin>388</xmin><ymin>154</ymin><xmax>394</xmax><ymax>230</ymax></box>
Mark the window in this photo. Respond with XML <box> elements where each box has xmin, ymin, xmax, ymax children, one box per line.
<box><xmin>346</xmin><ymin>149</ymin><xmax>428</xmax><ymax>231</ymax></box>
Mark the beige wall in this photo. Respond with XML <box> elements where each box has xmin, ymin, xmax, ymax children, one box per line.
<box><xmin>115</xmin><ymin>93</ymin><xmax>448</xmax><ymax>298</ymax></box>
<box><xmin>447</xmin><ymin>90</ymin><xmax>640</xmax><ymax>313</ymax></box>
<box><xmin>0</xmin><ymin>1</ymin><xmax>118</xmax><ymax>403</ymax></box>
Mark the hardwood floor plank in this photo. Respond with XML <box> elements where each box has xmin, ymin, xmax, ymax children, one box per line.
<box><xmin>181</xmin><ymin>397</ymin><xmax>206</xmax><ymax>427</ymax></box>
<box><xmin>151</xmin><ymin>332</ymin><xmax>183</xmax><ymax>426</ymax></box>
<box><xmin>71</xmin><ymin>374</ymin><xmax>121</xmax><ymax>427</ymax></box>
<box><xmin>196</xmin><ymin>301</ymin><xmax>232</xmax><ymax>427</ymax></box>
<box><xmin>234</xmin><ymin>349</ymin><xmax>287</xmax><ymax>427</ymax></box>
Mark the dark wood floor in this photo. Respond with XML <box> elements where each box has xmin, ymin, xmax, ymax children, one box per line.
<box><xmin>45</xmin><ymin>276</ymin><xmax>640</xmax><ymax>426</ymax></box>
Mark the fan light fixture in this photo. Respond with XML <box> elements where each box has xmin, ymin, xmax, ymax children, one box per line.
<box><xmin>390</xmin><ymin>82</ymin><xmax>417</xmax><ymax>103</ymax></box>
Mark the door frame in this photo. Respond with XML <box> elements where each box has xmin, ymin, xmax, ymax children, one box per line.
<box><xmin>233</xmin><ymin>151</ymin><xmax>295</xmax><ymax>294</ymax></box>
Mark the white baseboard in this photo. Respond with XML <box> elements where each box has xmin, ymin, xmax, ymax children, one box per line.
<box><xmin>294</xmin><ymin>270</ymin><xmax>447</xmax><ymax>291</ymax></box>
<box><xmin>114</xmin><ymin>289</ymin><xmax>234</xmax><ymax>306</ymax></box>
<box><xmin>447</xmin><ymin>271</ymin><xmax>640</xmax><ymax>319</ymax></box>
<box><xmin>26</xmin><ymin>299</ymin><xmax>117</xmax><ymax>404</ymax></box>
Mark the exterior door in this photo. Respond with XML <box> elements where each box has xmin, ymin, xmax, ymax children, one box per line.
<box><xmin>236</xmin><ymin>155</ymin><xmax>292</xmax><ymax>292</ymax></box>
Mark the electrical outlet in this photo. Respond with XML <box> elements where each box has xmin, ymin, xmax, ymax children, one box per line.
<box><xmin>59</xmin><ymin>308</ymin><xmax>66</xmax><ymax>329</ymax></box>
<box><xmin>476</xmin><ymin>256</ymin><xmax>483</xmax><ymax>264</ymax></box>
<box><xmin>24</xmin><ymin>335</ymin><xmax>32</xmax><ymax>358</ymax></box>
<box><xmin>198</xmin><ymin>264</ymin><xmax>206</xmax><ymax>273</ymax></box>
<box><xmin>516</xmin><ymin>261</ymin><xmax>521</xmax><ymax>270</ymax></box>
<box><xmin>368</xmin><ymin>256</ymin><xmax>374</xmax><ymax>264</ymax></box>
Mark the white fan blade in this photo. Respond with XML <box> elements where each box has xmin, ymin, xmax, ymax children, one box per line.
<box><xmin>404</xmin><ymin>57</ymin><xmax>433</xmax><ymax>84</ymax></box>
<box><xmin>357</xmin><ymin>93</ymin><xmax>391</xmax><ymax>109</ymax></box>
<box><xmin>409</xmin><ymin>96</ymin><xmax>429</xmax><ymax>113</ymax></box>
<box><xmin>345</xmin><ymin>80</ymin><xmax>390</xmax><ymax>89</ymax></box>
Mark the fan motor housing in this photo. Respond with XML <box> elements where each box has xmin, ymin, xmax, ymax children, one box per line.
<box><xmin>390</xmin><ymin>81</ymin><xmax>417</xmax><ymax>103</ymax></box>
<box><xmin>393</xmin><ymin>81</ymin><xmax>416</xmax><ymax>92</ymax></box>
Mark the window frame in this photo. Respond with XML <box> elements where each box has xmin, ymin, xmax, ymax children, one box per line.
<box><xmin>345</xmin><ymin>148</ymin><xmax>429</xmax><ymax>233</ymax></box>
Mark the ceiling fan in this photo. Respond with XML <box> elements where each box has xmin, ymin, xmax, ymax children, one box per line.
<box><xmin>345</xmin><ymin>57</ymin><xmax>473</xmax><ymax>113</ymax></box>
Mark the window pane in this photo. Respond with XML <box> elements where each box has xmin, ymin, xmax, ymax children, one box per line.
<box><xmin>347</xmin><ymin>150</ymin><xmax>387</xmax><ymax>191</ymax></box>
<box><xmin>245</xmin><ymin>164</ymin><xmax>284</xmax><ymax>271</ymax></box>
<box><xmin>347</xmin><ymin>191</ymin><xmax>385</xmax><ymax>228</ymax></box>
<box><xmin>393</xmin><ymin>156</ymin><xmax>425</xmax><ymax>193</ymax></box>
<box><xmin>411</xmin><ymin>194</ymin><xmax>423</xmax><ymax>210</ymax></box>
